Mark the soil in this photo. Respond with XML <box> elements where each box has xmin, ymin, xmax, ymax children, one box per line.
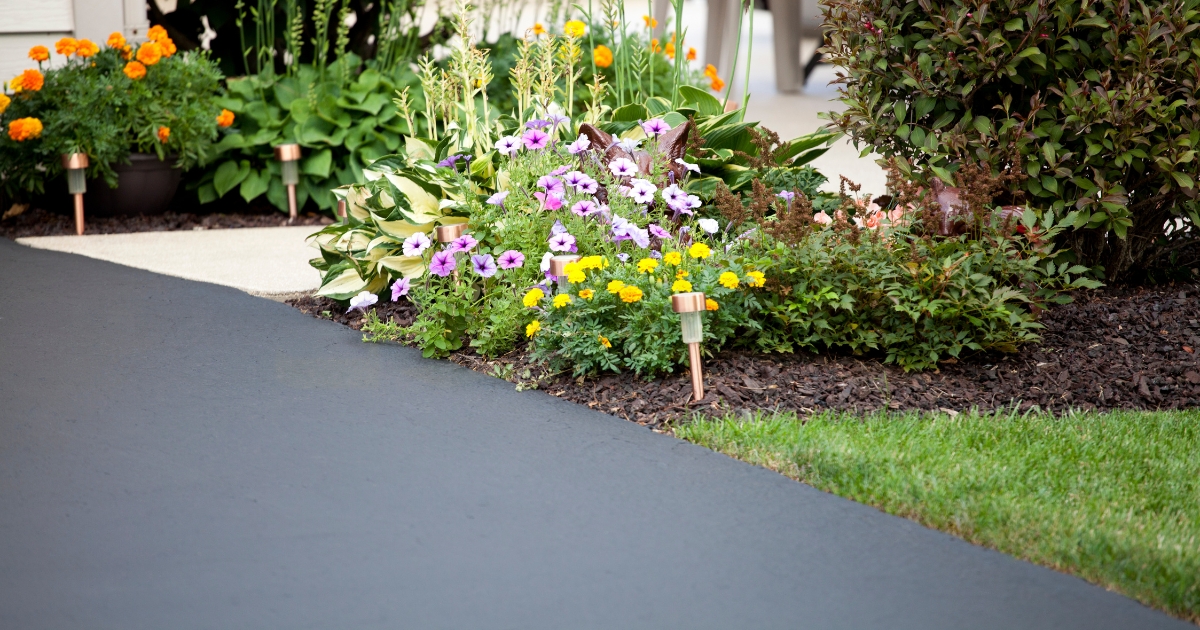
<box><xmin>288</xmin><ymin>283</ymin><xmax>1200</xmax><ymax>430</ymax></box>
<box><xmin>0</xmin><ymin>206</ymin><xmax>333</xmax><ymax>240</ymax></box>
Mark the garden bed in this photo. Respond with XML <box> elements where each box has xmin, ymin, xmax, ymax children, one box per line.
<box><xmin>0</xmin><ymin>205</ymin><xmax>332</xmax><ymax>239</ymax></box>
<box><xmin>289</xmin><ymin>281</ymin><xmax>1200</xmax><ymax>429</ymax></box>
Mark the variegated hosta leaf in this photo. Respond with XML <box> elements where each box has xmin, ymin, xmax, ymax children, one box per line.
<box><xmin>377</xmin><ymin>255</ymin><xmax>426</xmax><ymax>279</ymax></box>
<box><xmin>316</xmin><ymin>267</ymin><xmax>387</xmax><ymax>300</ymax></box>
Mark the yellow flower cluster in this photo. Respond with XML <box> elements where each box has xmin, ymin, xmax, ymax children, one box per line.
<box><xmin>718</xmin><ymin>272</ymin><xmax>739</xmax><ymax>289</ymax></box>
<box><xmin>564</xmin><ymin>20</ymin><xmax>586</xmax><ymax>38</ymax></box>
<box><xmin>671</xmin><ymin>279</ymin><xmax>693</xmax><ymax>293</ymax></box>
<box><xmin>526</xmin><ymin>320</ymin><xmax>541</xmax><ymax>337</ymax></box>
<box><xmin>579</xmin><ymin>289</ymin><xmax>595</xmax><ymax>300</ymax></box>
<box><xmin>0</xmin><ymin>94</ymin><xmax>9</xmax><ymax>115</ymax></box>
<box><xmin>606</xmin><ymin>280</ymin><xmax>625</xmax><ymax>294</ymax></box>
<box><xmin>619</xmin><ymin>285</ymin><xmax>644</xmax><ymax>303</ymax></box>
<box><xmin>636</xmin><ymin>258</ymin><xmax>658</xmax><ymax>274</ymax></box>
<box><xmin>662</xmin><ymin>251</ymin><xmax>682</xmax><ymax>265</ymax></box>
<box><xmin>9</xmin><ymin>69</ymin><xmax>43</xmax><ymax>93</ymax></box>
<box><xmin>553</xmin><ymin>294</ymin><xmax>572</xmax><ymax>308</ymax></box>
<box><xmin>598</xmin><ymin>335</ymin><xmax>612</xmax><ymax>348</ymax></box>
<box><xmin>747</xmin><ymin>271</ymin><xmax>766</xmax><ymax>287</ymax></box>
<box><xmin>523</xmin><ymin>287</ymin><xmax>545</xmax><ymax>307</ymax></box>
<box><xmin>7</xmin><ymin>117</ymin><xmax>43</xmax><ymax>142</ymax></box>
<box><xmin>688</xmin><ymin>242</ymin><xmax>711</xmax><ymax>259</ymax></box>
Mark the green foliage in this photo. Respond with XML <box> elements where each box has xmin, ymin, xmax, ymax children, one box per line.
<box><xmin>822</xmin><ymin>0</ymin><xmax>1200</xmax><ymax>280</ymax></box>
<box><xmin>0</xmin><ymin>47</ymin><xmax>222</xmax><ymax>200</ymax></box>
<box><xmin>677</xmin><ymin>408</ymin><xmax>1200</xmax><ymax>623</ymax></box>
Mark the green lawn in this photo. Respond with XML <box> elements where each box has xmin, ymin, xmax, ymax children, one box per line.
<box><xmin>675</xmin><ymin>409</ymin><xmax>1200</xmax><ymax>623</ymax></box>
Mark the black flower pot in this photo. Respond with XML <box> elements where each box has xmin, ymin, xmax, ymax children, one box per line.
<box><xmin>84</xmin><ymin>153</ymin><xmax>182</xmax><ymax>216</ymax></box>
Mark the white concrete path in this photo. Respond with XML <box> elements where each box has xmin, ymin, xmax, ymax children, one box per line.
<box><xmin>17</xmin><ymin>226</ymin><xmax>321</xmax><ymax>297</ymax></box>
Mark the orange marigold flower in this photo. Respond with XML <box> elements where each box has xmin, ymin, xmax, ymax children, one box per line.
<box><xmin>650</xmin><ymin>38</ymin><xmax>661</xmax><ymax>53</ymax></box>
<box><xmin>687</xmin><ymin>47</ymin><xmax>697</xmax><ymax>61</ymax></box>
<box><xmin>642</xmin><ymin>15</ymin><xmax>658</xmax><ymax>28</ymax></box>
<box><xmin>120</xmin><ymin>45</ymin><xmax>133</xmax><ymax>60</ymax></box>
<box><xmin>216</xmin><ymin>109</ymin><xmax>235</xmax><ymax>127</ymax></box>
<box><xmin>123</xmin><ymin>61</ymin><xmax>147</xmax><ymax>80</ymax></box>
<box><xmin>710</xmin><ymin>75</ymin><xmax>725</xmax><ymax>92</ymax></box>
<box><xmin>136</xmin><ymin>42</ymin><xmax>162</xmax><ymax>66</ymax></box>
<box><xmin>8</xmin><ymin>117</ymin><xmax>43</xmax><ymax>142</ymax></box>
<box><xmin>705</xmin><ymin>298</ymin><xmax>719</xmax><ymax>311</ymax></box>
<box><xmin>0</xmin><ymin>94</ymin><xmax>10</xmax><ymax>115</ymax></box>
<box><xmin>75</xmin><ymin>39</ymin><xmax>99</xmax><ymax>58</ymax></box>
<box><xmin>532</xmin><ymin>23</ymin><xmax>546</xmax><ymax>35</ymax></box>
<box><xmin>157</xmin><ymin>126</ymin><xmax>170</xmax><ymax>143</ymax></box>
<box><xmin>704</xmin><ymin>64</ymin><xmax>718</xmax><ymax>78</ymax></box>
<box><xmin>28</xmin><ymin>46</ymin><xmax>49</xmax><ymax>62</ymax></box>
<box><xmin>55</xmin><ymin>37</ymin><xmax>78</xmax><ymax>56</ymax></box>
<box><xmin>593</xmin><ymin>44</ymin><xmax>613</xmax><ymax>68</ymax></box>
<box><xmin>147</xmin><ymin>25</ymin><xmax>169</xmax><ymax>42</ymax></box>
<box><xmin>106</xmin><ymin>32</ymin><xmax>126</xmax><ymax>49</ymax></box>
<box><xmin>158</xmin><ymin>36</ymin><xmax>177</xmax><ymax>57</ymax></box>
<box><xmin>665</xmin><ymin>42</ymin><xmax>676</xmax><ymax>59</ymax></box>
<box><xmin>10</xmin><ymin>69</ymin><xmax>44</xmax><ymax>93</ymax></box>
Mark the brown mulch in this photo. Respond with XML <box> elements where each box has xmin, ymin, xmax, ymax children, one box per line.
<box><xmin>0</xmin><ymin>206</ymin><xmax>333</xmax><ymax>239</ymax></box>
<box><xmin>288</xmin><ymin>283</ymin><xmax>1200</xmax><ymax>430</ymax></box>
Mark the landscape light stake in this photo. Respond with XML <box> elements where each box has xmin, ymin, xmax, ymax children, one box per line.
<box><xmin>61</xmin><ymin>153</ymin><xmax>88</xmax><ymax>235</ymax></box>
<box><xmin>547</xmin><ymin>254</ymin><xmax>581</xmax><ymax>294</ymax></box>
<box><xmin>671</xmin><ymin>291</ymin><xmax>707</xmax><ymax>401</ymax></box>
<box><xmin>274</xmin><ymin>143</ymin><xmax>302</xmax><ymax>221</ymax></box>
<box><xmin>337</xmin><ymin>199</ymin><xmax>347</xmax><ymax>224</ymax></box>
<box><xmin>434</xmin><ymin>223</ymin><xmax>467</xmax><ymax>283</ymax></box>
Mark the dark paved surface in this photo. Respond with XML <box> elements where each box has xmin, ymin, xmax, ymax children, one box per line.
<box><xmin>0</xmin><ymin>237</ymin><xmax>1190</xmax><ymax>630</ymax></box>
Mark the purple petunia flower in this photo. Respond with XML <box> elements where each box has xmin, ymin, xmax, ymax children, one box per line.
<box><xmin>487</xmin><ymin>190</ymin><xmax>510</xmax><ymax>207</ymax></box>
<box><xmin>571</xmin><ymin>199</ymin><xmax>598</xmax><ymax>216</ymax></box>
<box><xmin>566</xmin><ymin>134</ymin><xmax>591</xmax><ymax>154</ymax></box>
<box><xmin>698</xmin><ymin>218</ymin><xmax>719</xmax><ymax>234</ymax></box>
<box><xmin>525</xmin><ymin>119</ymin><xmax>551</xmax><ymax>130</ymax></box>
<box><xmin>777</xmin><ymin>190</ymin><xmax>796</xmax><ymax>203</ymax></box>
<box><xmin>540</xmin><ymin>251</ymin><xmax>553</xmax><ymax>273</ymax></box>
<box><xmin>402</xmin><ymin>231</ymin><xmax>432</xmax><ymax>257</ymax></box>
<box><xmin>447</xmin><ymin>234</ymin><xmax>478</xmax><ymax>253</ymax></box>
<box><xmin>537</xmin><ymin>175</ymin><xmax>565</xmax><ymax>194</ymax></box>
<box><xmin>649</xmin><ymin>250</ymin><xmax>663</xmax><ymax>259</ymax></box>
<box><xmin>391</xmin><ymin>277</ymin><xmax>411</xmax><ymax>300</ymax></box>
<box><xmin>617</xmin><ymin>252</ymin><xmax>630</xmax><ymax>262</ymax></box>
<box><xmin>498</xmin><ymin>250</ymin><xmax>525</xmax><ymax>269</ymax></box>
<box><xmin>641</xmin><ymin>118</ymin><xmax>672</xmax><ymax>136</ymax></box>
<box><xmin>576</xmin><ymin>177</ymin><xmax>598</xmax><ymax>194</ymax></box>
<box><xmin>548</xmin><ymin>232</ymin><xmax>576</xmax><ymax>252</ymax></box>
<box><xmin>550</xmin><ymin>219</ymin><xmax>568</xmax><ymax>235</ymax></box>
<box><xmin>563</xmin><ymin>170</ymin><xmax>587</xmax><ymax>188</ymax></box>
<box><xmin>534</xmin><ymin>191</ymin><xmax>563</xmax><ymax>211</ymax></box>
<box><xmin>661</xmin><ymin>184</ymin><xmax>687</xmax><ymax>206</ymax></box>
<box><xmin>437</xmin><ymin>154</ymin><xmax>471</xmax><ymax>169</ymax></box>
<box><xmin>349</xmin><ymin>290</ymin><xmax>378</xmax><ymax>313</ymax></box>
<box><xmin>648</xmin><ymin>223</ymin><xmax>671</xmax><ymax>239</ymax></box>
<box><xmin>430</xmin><ymin>250</ymin><xmax>456</xmax><ymax>277</ymax></box>
<box><xmin>471</xmin><ymin>254</ymin><xmax>498</xmax><ymax>278</ymax></box>
<box><xmin>522</xmin><ymin>129</ymin><xmax>550</xmax><ymax>150</ymax></box>
<box><xmin>629</xmin><ymin>179</ymin><xmax>657</xmax><ymax>204</ymax></box>
<box><xmin>609</xmin><ymin>157</ymin><xmax>637</xmax><ymax>178</ymax></box>
<box><xmin>495</xmin><ymin>136</ymin><xmax>521</xmax><ymax>156</ymax></box>
<box><xmin>550</xmin><ymin>165</ymin><xmax>569</xmax><ymax>176</ymax></box>
<box><xmin>547</xmin><ymin>113</ymin><xmax>570</xmax><ymax>128</ymax></box>
<box><xmin>630</xmin><ymin>226</ymin><xmax>650</xmax><ymax>248</ymax></box>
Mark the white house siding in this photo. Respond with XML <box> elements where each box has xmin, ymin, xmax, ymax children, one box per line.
<box><xmin>0</xmin><ymin>0</ymin><xmax>146</xmax><ymax>84</ymax></box>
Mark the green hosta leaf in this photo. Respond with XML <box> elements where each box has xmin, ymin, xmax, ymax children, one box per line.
<box><xmin>611</xmin><ymin>103</ymin><xmax>649</xmax><ymax>122</ymax></box>
<box><xmin>678</xmin><ymin>85</ymin><xmax>723</xmax><ymax>116</ymax></box>
<box><xmin>645</xmin><ymin>96</ymin><xmax>672</xmax><ymax>115</ymax></box>
<box><xmin>239</xmin><ymin>168</ymin><xmax>270</xmax><ymax>202</ymax></box>
<box><xmin>213</xmin><ymin>160</ymin><xmax>251</xmax><ymax>197</ymax></box>
<box><xmin>662</xmin><ymin>111</ymin><xmax>689</xmax><ymax>128</ymax></box>
<box><xmin>302</xmin><ymin>148</ymin><xmax>334</xmax><ymax>178</ymax></box>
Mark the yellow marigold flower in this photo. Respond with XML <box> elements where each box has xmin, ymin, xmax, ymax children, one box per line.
<box><xmin>606</xmin><ymin>279</ymin><xmax>626</xmax><ymax>294</ymax></box>
<box><xmin>123</xmin><ymin>61</ymin><xmax>146</xmax><ymax>80</ymax></box>
<box><xmin>75</xmin><ymin>39</ymin><xmax>99</xmax><ymax>57</ymax></box>
<box><xmin>136</xmin><ymin>42</ymin><xmax>163</xmax><ymax>66</ymax></box>
<box><xmin>522</xmin><ymin>287</ymin><xmax>545</xmax><ymax>307</ymax></box>
<box><xmin>675</xmin><ymin>269</ymin><xmax>688</xmax><ymax>279</ymax></box>
<box><xmin>0</xmin><ymin>94</ymin><xmax>9</xmax><ymax>115</ymax></box>
<box><xmin>618</xmin><ymin>285</ymin><xmax>644</xmax><ymax>303</ymax></box>
<box><xmin>643</xmin><ymin>15</ymin><xmax>658</xmax><ymax>27</ymax></box>
<box><xmin>579</xmin><ymin>289</ymin><xmax>595</xmax><ymax>300</ymax></box>
<box><xmin>55</xmin><ymin>37</ymin><xmax>78</xmax><ymax>56</ymax></box>
<box><xmin>705</xmin><ymin>298</ymin><xmax>719</xmax><ymax>311</ymax></box>
<box><xmin>216</xmin><ymin>109</ymin><xmax>235</xmax><ymax>127</ymax></box>
<box><xmin>106</xmin><ymin>32</ymin><xmax>126</xmax><ymax>49</ymax></box>
<box><xmin>593</xmin><ymin>45</ymin><xmax>613</xmax><ymax>68</ymax></box>
<box><xmin>564</xmin><ymin>20</ymin><xmax>586</xmax><ymax>38</ymax></box>
<box><xmin>662</xmin><ymin>251</ymin><xmax>682</xmax><ymax>266</ymax></box>
<box><xmin>688</xmin><ymin>242</ymin><xmax>711</xmax><ymax>259</ymax></box>
<box><xmin>157</xmin><ymin>126</ymin><xmax>170</xmax><ymax>143</ymax></box>
<box><xmin>553</xmin><ymin>294</ymin><xmax>572</xmax><ymax>308</ymax></box>
<box><xmin>580</xmin><ymin>255</ymin><xmax>605</xmax><ymax>270</ymax></box>
<box><xmin>747</xmin><ymin>271</ymin><xmax>766</xmax><ymax>287</ymax></box>
<box><xmin>687</xmin><ymin>47</ymin><xmax>697</xmax><ymax>61</ymax></box>
<box><xmin>526</xmin><ymin>320</ymin><xmax>541</xmax><ymax>337</ymax></box>
<box><xmin>10</xmin><ymin>69</ymin><xmax>43</xmax><ymax>92</ymax></box>
<box><xmin>636</xmin><ymin>258</ymin><xmax>658</xmax><ymax>274</ymax></box>
<box><xmin>599</xmin><ymin>335</ymin><xmax>612</xmax><ymax>348</ymax></box>
<box><xmin>567</xmin><ymin>270</ymin><xmax>586</xmax><ymax>284</ymax></box>
<box><xmin>532</xmin><ymin>23</ymin><xmax>546</xmax><ymax>35</ymax></box>
<box><xmin>671</xmin><ymin>279</ymin><xmax>693</xmax><ymax>293</ymax></box>
<box><xmin>718</xmin><ymin>271</ymin><xmax>739</xmax><ymax>289</ymax></box>
<box><xmin>7</xmin><ymin>117</ymin><xmax>43</xmax><ymax>142</ymax></box>
<box><xmin>147</xmin><ymin>25</ymin><xmax>169</xmax><ymax>42</ymax></box>
<box><xmin>28</xmin><ymin>46</ymin><xmax>49</xmax><ymax>62</ymax></box>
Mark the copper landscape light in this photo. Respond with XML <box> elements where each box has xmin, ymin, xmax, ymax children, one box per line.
<box><xmin>274</xmin><ymin>143</ymin><xmax>301</xmax><ymax>221</ymax></box>
<box><xmin>61</xmin><ymin>153</ymin><xmax>88</xmax><ymax>235</ymax></box>
<box><xmin>672</xmin><ymin>291</ymin><xmax>707</xmax><ymax>402</ymax></box>
<box><xmin>434</xmin><ymin>223</ymin><xmax>467</xmax><ymax>281</ymax></box>
<box><xmin>547</xmin><ymin>255</ymin><xmax>581</xmax><ymax>294</ymax></box>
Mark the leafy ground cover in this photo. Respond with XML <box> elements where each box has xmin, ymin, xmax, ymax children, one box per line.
<box><xmin>673</xmin><ymin>409</ymin><xmax>1200</xmax><ymax>623</ymax></box>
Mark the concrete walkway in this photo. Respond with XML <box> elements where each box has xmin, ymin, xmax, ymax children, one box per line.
<box><xmin>0</xmin><ymin>239</ymin><xmax>1189</xmax><ymax>628</ymax></box>
<box><xmin>17</xmin><ymin>225</ymin><xmax>320</xmax><ymax>296</ymax></box>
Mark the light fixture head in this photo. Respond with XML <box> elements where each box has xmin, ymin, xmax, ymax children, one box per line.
<box><xmin>548</xmin><ymin>254</ymin><xmax>581</xmax><ymax>277</ymax></box>
<box><xmin>273</xmin><ymin>143</ymin><xmax>301</xmax><ymax>162</ymax></box>
<box><xmin>671</xmin><ymin>292</ymin><xmax>706</xmax><ymax>314</ymax></box>
<box><xmin>434</xmin><ymin>223</ymin><xmax>467</xmax><ymax>243</ymax></box>
<box><xmin>61</xmin><ymin>153</ymin><xmax>89</xmax><ymax>170</ymax></box>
